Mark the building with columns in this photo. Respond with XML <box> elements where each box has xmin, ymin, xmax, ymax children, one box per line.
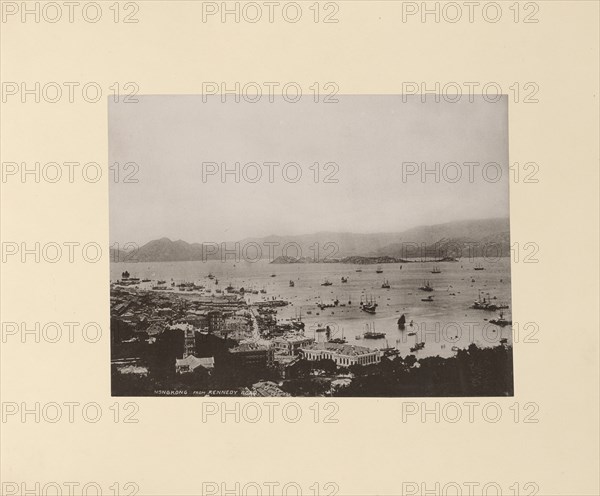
<box><xmin>300</xmin><ymin>342</ymin><xmax>381</xmax><ymax>367</ymax></box>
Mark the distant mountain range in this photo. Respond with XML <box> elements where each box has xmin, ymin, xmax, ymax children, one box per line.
<box><xmin>110</xmin><ymin>217</ymin><xmax>510</xmax><ymax>263</ymax></box>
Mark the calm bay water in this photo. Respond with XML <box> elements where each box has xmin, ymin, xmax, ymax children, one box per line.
<box><xmin>111</xmin><ymin>258</ymin><xmax>512</xmax><ymax>358</ymax></box>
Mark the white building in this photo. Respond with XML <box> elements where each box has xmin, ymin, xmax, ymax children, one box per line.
<box><xmin>300</xmin><ymin>342</ymin><xmax>381</xmax><ymax>367</ymax></box>
<box><xmin>175</xmin><ymin>355</ymin><xmax>214</xmax><ymax>374</ymax></box>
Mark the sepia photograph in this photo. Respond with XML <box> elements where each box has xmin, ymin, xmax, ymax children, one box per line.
<box><xmin>109</xmin><ymin>95</ymin><xmax>513</xmax><ymax>397</ymax></box>
<box><xmin>3</xmin><ymin>0</ymin><xmax>599</xmax><ymax>494</ymax></box>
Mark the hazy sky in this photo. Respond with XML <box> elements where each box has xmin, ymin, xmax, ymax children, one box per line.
<box><xmin>109</xmin><ymin>95</ymin><xmax>508</xmax><ymax>245</ymax></box>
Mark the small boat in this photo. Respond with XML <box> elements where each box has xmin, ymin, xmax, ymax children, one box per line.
<box><xmin>410</xmin><ymin>342</ymin><xmax>425</xmax><ymax>352</ymax></box>
<box><xmin>421</xmin><ymin>295</ymin><xmax>434</xmax><ymax>302</ymax></box>
<box><xmin>289</xmin><ymin>280</ymin><xmax>295</xmax><ymax>287</ymax></box>
<box><xmin>270</xmin><ymin>274</ymin><xmax>276</xmax><ymax>277</ymax></box>
<box><xmin>381</xmin><ymin>279</ymin><xmax>390</xmax><ymax>289</ymax></box>
<box><xmin>431</xmin><ymin>266</ymin><xmax>441</xmax><ymax>274</ymax></box>
<box><xmin>157</xmin><ymin>280</ymin><xmax>166</xmax><ymax>284</ymax></box>
<box><xmin>472</xmin><ymin>291</ymin><xmax>509</xmax><ymax>311</ymax></box>
<box><xmin>489</xmin><ymin>312</ymin><xmax>512</xmax><ymax>327</ymax></box>
<box><xmin>321</xmin><ymin>279</ymin><xmax>332</xmax><ymax>286</ymax></box>
<box><xmin>474</xmin><ymin>263</ymin><xmax>485</xmax><ymax>271</ymax></box>
<box><xmin>141</xmin><ymin>279</ymin><xmax>151</xmax><ymax>282</ymax></box>
<box><xmin>355</xmin><ymin>335</ymin><xmax>362</xmax><ymax>340</ymax></box>
<box><xmin>260</xmin><ymin>288</ymin><xmax>267</xmax><ymax>294</ymax></box>
<box><xmin>208</xmin><ymin>273</ymin><xmax>215</xmax><ymax>279</ymax></box>
<box><xmin>355</xmin><ymin>269</ymin><xmax>362</xmax><ymax>272</ymax></box>
<box><xmin>376</xmin><ymin>266</ymin><xmax>383</xmax><ymax>274</ymax></box>
<box><xmin>341</xmin><ymin>277</ymin><xmax>348</xmax><ymax>283</ymax></box>
<box><xmin>407</xmin><ymin>331</ymin><xmax>416</xmax><ymax>336</ymax></box>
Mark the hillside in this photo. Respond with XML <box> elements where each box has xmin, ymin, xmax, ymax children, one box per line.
<box><xmin>110</xmin><ymin>217</ymin><xmax>510</xmax><ymax>262</ymax></box>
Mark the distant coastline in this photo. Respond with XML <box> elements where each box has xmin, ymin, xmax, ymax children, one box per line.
<box><xmin>269</xmin><ymin>255</ymin><xmax>459</xmax><ymax>264</ymax></box>
<box><xmin>111</xmin><ymin>217</ymin><xmax>511</xmax><ymax>263</ymax></box>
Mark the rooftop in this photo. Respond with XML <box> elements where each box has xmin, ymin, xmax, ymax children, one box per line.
<box><xmin>302</xmin><ymin>342</ymin><xmax>376</xmax><ymax>356</ymax></box>
<box><xmin>169</xmin><ymin>323</ymin><xmax>194</xmax><ymax>331</ymax></box>
<box><xmin>175</xmin><ymin>355</ymin><xmax>215</xmax><ymax>370</ymax></box>
<box><xmin>230</xmin><ymin>343</ymin><xmax>270</xmax><ymax>353</ymax></box>
<box><xmin>274</xmin><ymin>335</ymin><xmax>314</xmax><ymax>344</ymax></box>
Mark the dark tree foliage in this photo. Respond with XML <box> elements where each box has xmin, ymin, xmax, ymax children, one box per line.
<box><xmin>335</xmin><ymin>344</ymin><xmax>513</xmax><ymax>397</ymax></box>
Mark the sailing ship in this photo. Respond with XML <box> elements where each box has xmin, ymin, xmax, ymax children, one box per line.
<box><xmin>291</xmin><ymin>310</ymin><xmax>305</xmax><ymax>330</ymax></box>
<box><xmin>472</xmin><ymin>291</ymin><xmax>509</xmax><ymax>311</ymax></box>
<box><xmin>328</xmin><ymin>328</ymin><xmax>347</xmax><ymax>344</ymax></box>
<box><xmin>361</xmin><ymin>303</ymin><xmax>376</xmax><ymax>314</ymax></box>
<box><xmin>363</xmin><ymin>323</ymin><xmax>386</xmax><ymax>339</ymax></box>
<box><xmin>381</xmin><ymin>279</ymin><xmax>390</xmax><ymax>289</ymax></box>
<box><xmin>360</xmin><ymin>295</ymin><xmax>377</xmax><ymax>314</ymax></box>
<box><xmin>381</xmin><ymin>339</ymin><xmax>399</xmax><ymax>357</ymax></box>
<box><xmin>397</xmin><ymin>314</ymin><xmax>406</xmax><ymax>328</ymax></box>
<box><xmin>419</xmin><ymin>280</ymin><xmax>433</xmax><ymax>292</ymax></box>
<box><xmin>431</xmin><ymin>266</ymin><xmax>441</xmax><ymax>274</ymax></box>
